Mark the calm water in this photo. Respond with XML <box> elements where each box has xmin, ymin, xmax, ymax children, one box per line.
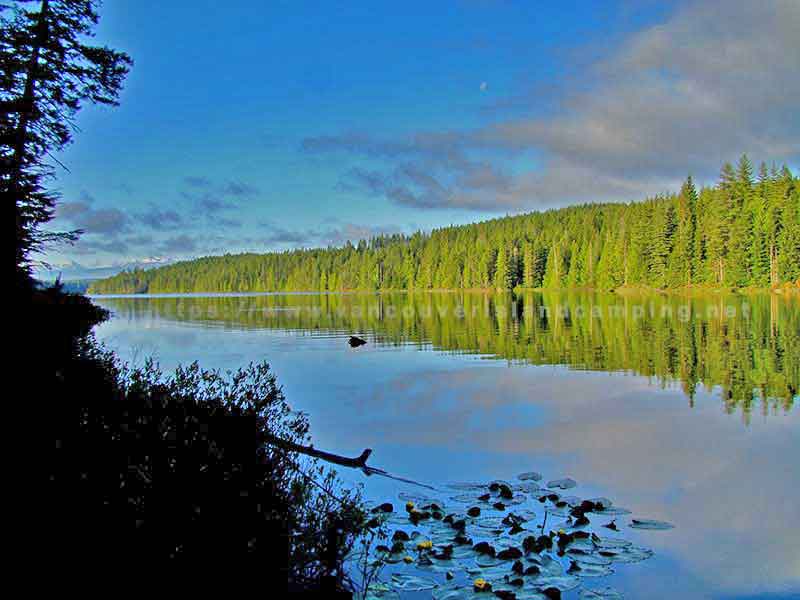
<box><xmin>93</xmin><ymin>291</ymin><xmax>800</xmax><ymax>599</ymax></box>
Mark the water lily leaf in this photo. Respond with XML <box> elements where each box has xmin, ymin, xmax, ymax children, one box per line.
<box><xmin>560</xmin><ymin>538</ymin><xmax>594</xmax><ymax>554</ymax></box>
<box><xmin>552</xmin><ymin>518</ymin><xmax>588</xmax><ymax>533</ymax></box>
<box><xmin>433</xmin><ymin>581</ymin><xmax>524</xmax><ymax>600</ymax></box>
<box><xmin>629</xmin><ymin>519</ymin><xmax>674</xmax><ymax>531</ymax></box>
<box><xmin>601</xmin><ymin>520</ymin><xmax>619</xmax><ymax>531</ymax></box>
<box><xmin>385</xmin><ymin>512</ymin><xmax>415</xmax><ymax>526</ymax></box>
<box><xmin>607</xmin><ymin>545</ymin><xmax>654</xmax><ymax>564</ymax></box>
<box><xmin>593</xmin><ymin>537</ymin><xmax>631</xmax><ymax>550</ymax></box>
<box><xmin>546</xmin><ymin>478</ymin><xmax>577</xmax><ymax>490</ymax></box>
<box><xmin>432</xmin><ymin>582</ymin><xmax>468</xmax><ymax>600</ymax></box>
<box><xmin>446</xmin><ymin>482</ymin><xmax>488</xmax><ymax>491</ymax></box>
<box><xmin>392</xmin><ymin>529</ymin><xmax>411</xmax><ymax>542</ymax></box>
<box><xmin>531</xmin><ymin>575</ymin><xmax>581</xmax><ymax>592</ymax></box>
<box><xmin>390</xmin><ymin>574</ymin><xmax>437</xmax><ymax>591</ymax></box>
<box><xmin>365</xmin><ymin>583</ymin><xmax>401</xmax><ymax>600</ymax></box>
<box><xmin>489</xmin><ymin>480</ymin><xmax>514</xmax><ymax>489</ymax></box>
<box><xmin>517</xmin><ymin>471</ymin><xmax>543</xmax><ymax>482</ymax></box>
<box><xmin>496</xmin><ymin>546</ymin><xmax>523</xmax><ymax>560</ymax></box>
<box><xmin>535</xmin><ymin>554</ymin><xmax>565</xmax><ymax>577</ymax></box>
<box><xmin>541</xmin><ymin>505</ymin><xmax>572</xmax><ymax>518</ymax></box>
<box><xmin>511</xmin><ymin>591</ymin><xmax>551</xmax><ymax>600</ymax></box>
<box><xmin>515</xmin><ymin>481</ymin><xmax>542</xmax><ymax>493</ymax></box>
<box><xmin>580</xmin><ymin>587</ymin><xmax>624</xmax><ymax>599</ymax></box>
<box><xmin>426</xmin><ymin>558</ymin><xmax>465</xmax><ymax>573</ymax></box>
<box><xmin>451</xmin><ymin>493</ymin><xmax>484</xmax><ymax>504</ymax></box>
<box><xmin>399</xmin><ymin>491</ymin><xmax>446</xmax><ymax>507</ymax></box>
<box><xmin>371</xmin><ymin>502</ymin><xmax>394</xmax><ymax>513</ymax></box>
<box><xmin>565</xmin><ymin>550</ymin><xmax>612</xmax><ymax>566</ymax></box>
<box><xmin>475</xmin><ymin>553</ymin><xmax>505</xmax><ymax>568</ymax></box>
<box><xmin>446</xmin><ymin>544</ymin><xmax>477</xmax><ymax>560</ymax></box>
<box><xmin>594</xmin><ymin>507</ymin><xmax>632</xmax><ymax>516</ymax></box>
<box><xmin>429</xmin><ymin>530</ymin><xmax>460</xmax><ymax>546</ymax></box>
<box><xmin>382</xmin><ymin>550</ymin><xmax>411</xmax><ymax>564</ymax></box>
<box><xmin>567</xmin><ymin>560</ymin><xmax>614</xmax><ymax>577</ymax></box>
<box><xmin>474</xmin><ymin>515</ymin><xmax>508</xmax><ymax>532</ymax></box>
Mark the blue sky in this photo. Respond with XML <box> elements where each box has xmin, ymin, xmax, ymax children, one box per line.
<box><xmin>42</xmin><ymin>0</ymin><xmax>799</xmax><ymax>272</ymax></box>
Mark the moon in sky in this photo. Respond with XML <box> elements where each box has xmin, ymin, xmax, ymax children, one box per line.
<box><xmin>479</xmin><ymin>81</ymin><xmax>488</xmax><ymax>92</ymax></box>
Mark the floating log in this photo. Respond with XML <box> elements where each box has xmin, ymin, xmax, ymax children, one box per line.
<box><xmin>265</xmin><ymin>433</ymin><xmax>371</xmax><ymax>468</ymax></box>
<box><xmin>264</xmin><ymin>433</ymin><xmax>435</xmax><ymax>490</ymax></box>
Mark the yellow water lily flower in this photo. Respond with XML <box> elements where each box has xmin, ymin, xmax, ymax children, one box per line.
<box><xmin>402</xmin><ymin>555</ymin><xmax>414</xmax><ymax>564</ymax></box>
<box><xmin>405</xmin><ymin>501</ymin><xmax>415</xmax><ymax>511</ymax></box>
<box><xmin>416</xmin><ymin>539</ymin><xmax>433</xmax><ymax>550</ymax></box>
<box><xmin>473</xmin><ymin>578</ymin><xmax>490</xmax><ymax>591</ymax></box>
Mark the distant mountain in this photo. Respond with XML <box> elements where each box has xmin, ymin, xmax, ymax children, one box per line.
<box><xmin>35</xmin><ymin>258</ymin><xmax>173</xmax><ymax>282</ymax></box>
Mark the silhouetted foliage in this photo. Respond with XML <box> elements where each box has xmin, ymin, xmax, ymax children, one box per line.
<box><xmin>2</xmin><ymin>0</ymin><xmax>132</xmax><ymax>290</ymax></box>
<box><xmin>32</xmin><ymin>293</ymin><xmax>368</xmax><ymax>590</ymax></box>
<box><xmin>7</xmin><ymin>4</ymin><xmax>370</xmax><ymax>591</ymax></box>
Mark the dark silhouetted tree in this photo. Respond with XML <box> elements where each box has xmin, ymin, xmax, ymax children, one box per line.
<box><xmin>3</xmin><ymin>0</ymin><xmax>131</xmax><ymax>290</ymax></box>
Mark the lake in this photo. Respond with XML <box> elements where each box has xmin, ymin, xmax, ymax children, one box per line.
<box><xmin>93</xmin><ymin>290</ymin><xmax>800</xmax><ymax>599</ymax></box>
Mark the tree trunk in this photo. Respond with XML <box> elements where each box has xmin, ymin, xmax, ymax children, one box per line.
<box><xmin>13</xmin><ymin>0</ymin><xmax>50</xmax><ymax>272</ymax></box>
<box><xmin>769</xmin><ymin>243</ymin><xmax>778</xmax><ymax>286</ymax></box>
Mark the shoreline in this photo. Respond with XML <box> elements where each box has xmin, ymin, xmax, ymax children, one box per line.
<box><xmin>88</xmin><ymin>284</ymin><xmax>800</xmax><ymax>297</ymax></box>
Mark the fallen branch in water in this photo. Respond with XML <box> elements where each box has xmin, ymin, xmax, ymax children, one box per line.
<box><xmin>265</xmin><ymin>433</ymin><xmax>373</xmax><ymax>468</ymax></box>
<box><xmin>264</xmin><ymin>434</ymin><xmax>434</xmax><ymax>490</ymax></box>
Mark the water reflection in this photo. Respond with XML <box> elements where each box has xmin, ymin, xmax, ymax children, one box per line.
<box><xmin>92</xmin><ymin>292</ymin><xmax>800</xmax><ymax>599</ymax></box>
<box><xmin>97</xmin><ymin>291</ymin><xmax>800</xmax><ymax>419</ymax></box>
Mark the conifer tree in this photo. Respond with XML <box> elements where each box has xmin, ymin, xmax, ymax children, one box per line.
<box><xmin>4</xmin><ymin>0</ymin><xmax>132</xmax><ymax>290</ymax></box>
<box><xmin>522</xmin><ymin>242</ymin><xmax>535</xmax><ymax>288</ymax></box>
<box><xmin>494</xmin><ymin>247</ymin><xmax>511</xmax><ymax>290</ymax></box>
<box><xmin>777</xmin><ymin>185</ymin><xmax>800</xmax><ymax>283</ymax></box>
<box><xmin>727</xmin><ymin>155</ymin><xmax>755</xmax><ymax>286</ymax></box>
<box><xmin>88</xmin><ymin>159</ymin><xmax>798</xmax><ymax>295</ymax></box>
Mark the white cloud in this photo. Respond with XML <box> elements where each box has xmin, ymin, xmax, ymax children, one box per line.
<box><xmin>305</xmin><ymin>0</ymin><xmax>800</xmax><ymax>210</ymax></box>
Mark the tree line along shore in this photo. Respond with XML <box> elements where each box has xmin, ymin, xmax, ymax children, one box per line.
<box><xmin>90</xmin><ymin>156</ymin><xmax>800</xmax><ymax>296</ymax></box>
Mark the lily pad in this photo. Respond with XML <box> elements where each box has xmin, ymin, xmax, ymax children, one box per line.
<box><xmin>474</xmin><ymin>515</ymin><xmax>508</xmax><ymax>533</ymax></box>
<box><xmin>364</xmin><ymin>471</ymin><xmax>658</xmax><ymax>599</ymax></box>
<box><xmin>580</xmin><ymin>587</ymin><xmax>624</xmax><ymax>599</ymax></box>
<box><xmin>595</xmin><ymin>506</ymin><xmax>632</xmax><ymax>516</ymax></box>
<box><xmin>593</xmin><ymin>537</ymin><xmax>631</xmax><ymax>550</ymax></box>
<box><xmin>390</xmin><ymin>574</ymin><xmax>438</xmax><ymax>591</ymax></box>
<box><xmin>530</xmin><ymin>574</ymin><xmax>581</xmax><ymax>592</ymax></box>
<box><xmin>534</xmin><ymin>554</ymin><xmax>566</xmax><ymax>577</ymax></box>
<box><xmin>566</xmin><ymin>550</ymin><xmax>612</xmax><ymax>566</ymax></box>
<box><xmin>629</xmin><ymin>519</ymin><xmax>674</xmax><ymax>531</ymax></box>
<box><xmin>365</xmin><ymin>583</ymin><xmax>401</xmax><ymax>600</ymax></box>
<box><xmin>515</xmin><ymin>481</ymin><xmax>542</xmax><ymax>493</ymax></box>
<box><xmin>399</xmin><ymin>491</ymin><xmax>446</xmax><ymax>507</ymax></box>
<box><xmin>546</xmin><ymin>478</ymin><xmax>577</xmax><ymax>490</ymax></box>
<box><xmin>475</xmin><ymin>553</ymin><xmax>505</xmax><ymax>568</ymax></box>
<box><xmin>606</xmin><ymin>545</ymin><xmax>654</xmax><ymax>564</ymax></box>
<box><xmin>432</xmin><ymin>582</ymin><xmax>468</xmax><ymax>600</ymax></box>
<box><xmin>567</xmin><ymin>560</ymin><xmax>615</xmax><ymax>577</ymax></box>
<box><xmin>418</xmin><ymin>557</ymin><xmax>464</xmax><ymax>573</ymax></box>
<box><xmin>451</xmin><ymin>493</ymin><xmax>484</xmax><ymax>504</ymax></box>
<box><xmin>446</xmin><ymin>482</ymin><xmax>489</xmax><ymax>491</ymax></box>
